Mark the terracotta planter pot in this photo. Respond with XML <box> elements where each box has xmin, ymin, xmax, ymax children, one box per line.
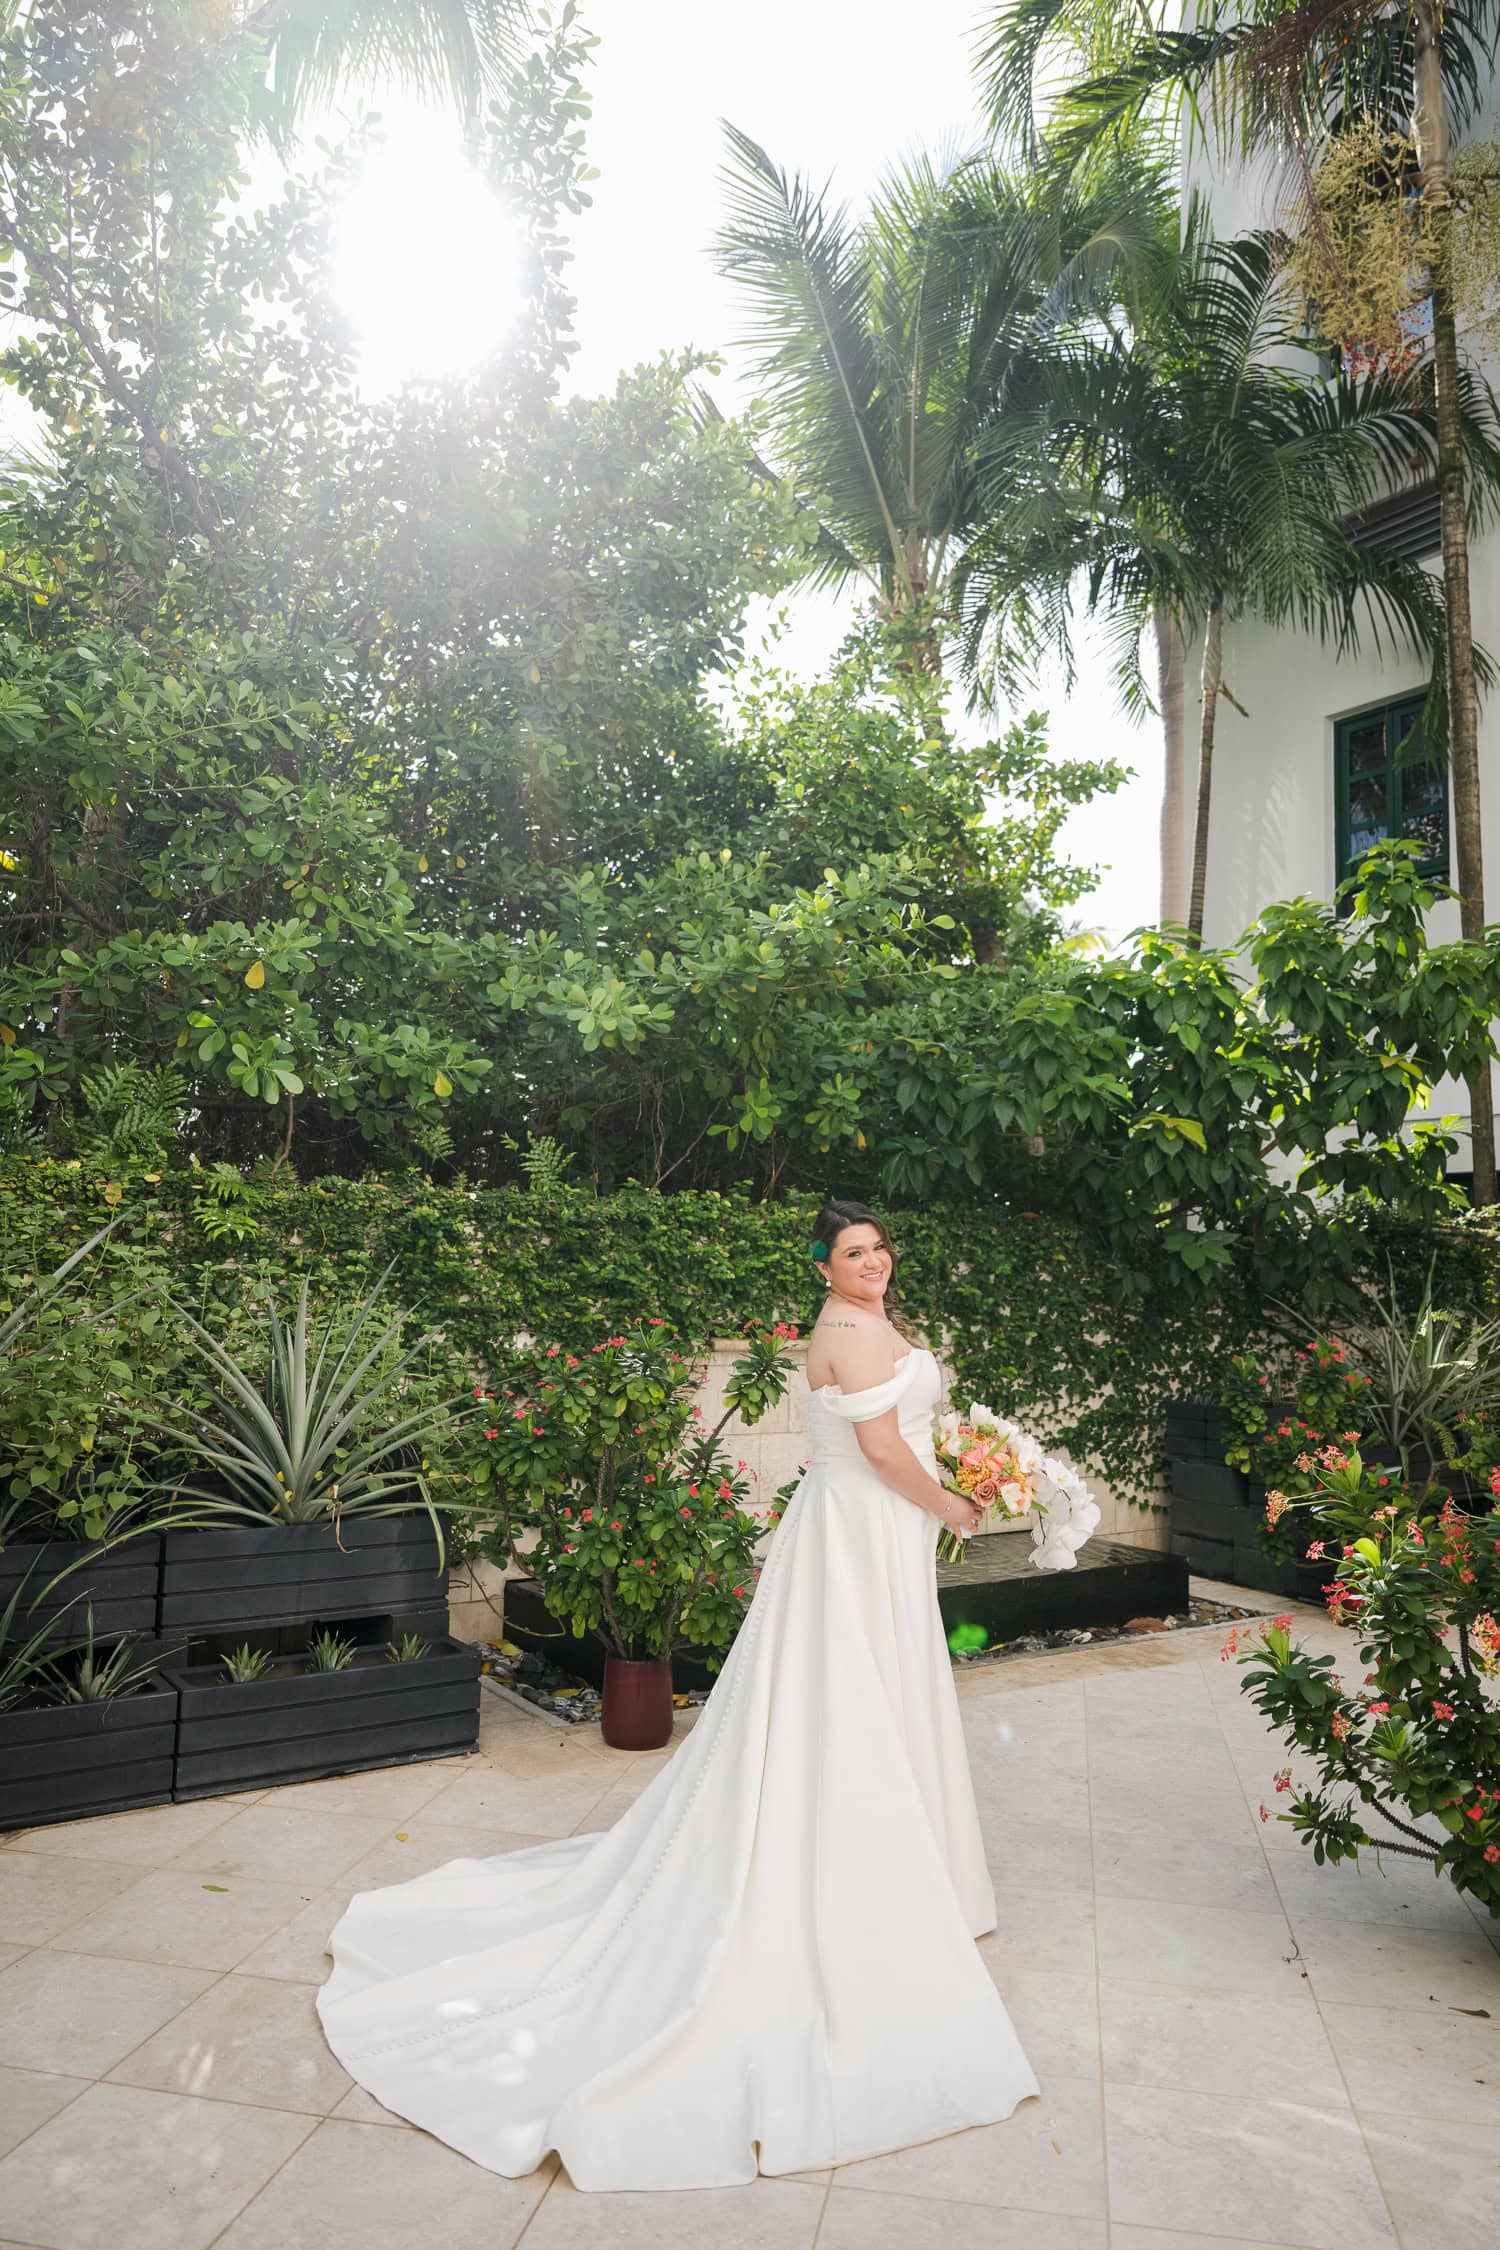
<box><xmin>601</xmin><ymin>1652</ymin><xmax>673</xmax><ymax>1751</ymax></box>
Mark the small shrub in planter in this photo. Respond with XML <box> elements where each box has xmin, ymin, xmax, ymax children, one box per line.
<box><xmin>471</xmin><ymin>1320</ymin><xmax>798</xmax><ymax>1749</ymax></box>
<box><xmin>1</xmin><ymin>1218</ymin><xmax>173</xmax><ymax>1641</ymax></box>
<box><xmin>1224</xmin><ymin>1442</ymin><xmax>1500</xmax><ymax>1920</ymax></box>
<box><xmin>0</xmin><ymin>1592</ymin><xmax>175</xmax><ymax>1832</ymax></box>
<box><xmin>168</xmin><ymin>1630</ymin><xmax>480</xmax><ymax>1799</ymax></box>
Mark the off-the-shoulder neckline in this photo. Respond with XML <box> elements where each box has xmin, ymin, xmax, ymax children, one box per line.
<box><xmin>808</xmin><ymin>1342</ymin><xmax>931</xmax><ymax>1398</ymax></box>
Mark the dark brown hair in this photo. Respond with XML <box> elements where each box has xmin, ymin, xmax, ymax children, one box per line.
<box><xmin>812</xmin><ymin>1199</ymin><xmax>924</xmax><ymax>1343</ymax></box>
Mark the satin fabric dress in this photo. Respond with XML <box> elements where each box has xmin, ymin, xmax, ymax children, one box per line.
<box><xmin>315</xmin><ymin>1345</ymin><xmax>1041</xmax><ymax>2189</ymax></box>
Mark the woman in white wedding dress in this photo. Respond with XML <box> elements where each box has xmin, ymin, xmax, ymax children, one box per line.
<box><xmin>316</xmin><ymin>1199</ymin><xmax>1041</xmax><ymax>2190</ymax></box>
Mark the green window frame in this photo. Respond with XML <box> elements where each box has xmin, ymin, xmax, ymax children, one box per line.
<box><xmin>1334</xmin><ymin>693</ymin><xmax>1449</xmax><ymax>886</ymax></box>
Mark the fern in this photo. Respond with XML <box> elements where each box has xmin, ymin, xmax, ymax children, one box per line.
<box><xmin>75</xmin><ymin>1062</ymin><xmax>185</xmax><ymax>1162</ymax></box>
<box><xmin>501</xmin><ymin>1132</ymin><xmax>577</xmax><ymax>1196</ymax></box>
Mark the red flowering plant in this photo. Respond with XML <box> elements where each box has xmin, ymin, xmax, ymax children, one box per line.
<box><xmin>465</xmin><ymin>1319</ymin><xmax>800</xmax><ymax>1665</ymax></box>
<box><xmin>1222</xmin><ymin>1337</ymin><xmax>1374</xmax><ymax>1567</ymax></box>
<box><xmin>1225</xmin><ymin>1442</ymin><xmax>1500</xmax><ymax>1918</ymax></box>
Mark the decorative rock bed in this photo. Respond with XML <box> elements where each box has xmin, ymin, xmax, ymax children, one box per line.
<box><xmin>477</xmin><ymin>1589</ymin><xmax>1279</xmax><ymax>1725</ymax></box>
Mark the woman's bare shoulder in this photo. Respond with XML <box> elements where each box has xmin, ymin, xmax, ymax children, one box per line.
<box><xmin>805</xmin><ymin>1306</ymin><xmax>898</xmax><ymax>1389</ymax></box>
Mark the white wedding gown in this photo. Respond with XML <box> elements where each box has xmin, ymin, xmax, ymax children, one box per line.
<box><xmin>316</xmin><ymin>1345</ymin><xmax>1041</xmax><ymax>2189</ymax></box>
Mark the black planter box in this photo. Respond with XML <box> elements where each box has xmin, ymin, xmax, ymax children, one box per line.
<box><xmin>0</xmin><ymin>1534</ymin><xmax>161</xmax><ymax>1647</ymax></box>
<box><xmin>504</xmin><ymin>1537</ymin><xmax>1194</xmax><ymax>1691</ymax></box>
<box><xmin>1164</xmin><ymin>1399</ymin><xmax>1228</xmax><ymax>1465</ymax></box>
<box><xmin>159</xmin><ymin>1512</ymin><xmax>446</xmax><ymax>1635</ymax></box>
<box><xmin>167</xmin><ymin>1634</ymin><xmax>481</xmax><ymax>1798</ymax></box>
<box><xmin>1168</xmin><ymin>1457</ymin><xmax>1258</xmax><ymax>1537</ymax></box>
<box><xmin>1168</xmin><ymin>1457</ymin><xmax>1339</xmax><ymax>1599</ymax></box>
<box><xmin>0</xmin><ymin>1676</ymin><xmax>177</xmax><ymax>1832</ymax></box>
<box><xmin>501</xmin><ymin>1577</ymin><xmax>724</xmax><ymax>1693</ymax></box>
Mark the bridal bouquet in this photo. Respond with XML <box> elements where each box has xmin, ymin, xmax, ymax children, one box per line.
<box><xmin>934</xmin><ymin>1402</ymin><xmax>1102</xmax><ymax>1572</ymax></box>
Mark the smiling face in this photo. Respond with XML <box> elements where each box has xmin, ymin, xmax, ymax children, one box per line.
<box><xmin>819</xmin><ymin>1221</ymin><xmax>893</xmax><ymax>1311</ymax></box>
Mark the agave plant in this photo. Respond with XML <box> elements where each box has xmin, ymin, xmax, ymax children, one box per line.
<box><xmin>387</xmin><ymin>1631</ymin><xmax>432</xmax><ymax>1663</ymax></box>
<box><xmin>158</xmin><ymin>1268</ymin><xmax>460</xmax><ymax>1556</ymax></box>
<box><xmin>220</xmin><ymin>1643</ymin><xmax>274</xmax><ymax>1684</ymax></box>
<box><xmin>1347</xmin><ymin>1259</ymin><xmax>1500</xmax><ymax>1477</ymax></box>
<box><xmin>0</xmin><ymin>1571</ymin><xmax>71</xmax><ymax>1713</ymax></box>
<box><xmin>46</xmin><ymin>1608</ymin><xmax>163</xmax><ymax>1706</ymax></box>
<box><xmin>306</xmin><ymin>1629</ymin><xmax>358</xmax><ymax>1673</ymax></box>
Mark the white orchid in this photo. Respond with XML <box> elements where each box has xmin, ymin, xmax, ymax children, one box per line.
<box><xmin>934</xmin><ymin>1398</ymin><xmax>1101</xmax><ymax>1571</ymax></box>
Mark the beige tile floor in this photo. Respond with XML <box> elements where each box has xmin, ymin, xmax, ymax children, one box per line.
<box><xmin>1</xmin><ymin>1577</ymin><xmax>1497</xmax><ymax>2250</ymax></box>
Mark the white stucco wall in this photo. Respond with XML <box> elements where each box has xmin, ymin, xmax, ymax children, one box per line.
<box><xmin>1176</xmin><ymin>77</ymin><xmax>1500</xmax><ymax>1165</ymax></box>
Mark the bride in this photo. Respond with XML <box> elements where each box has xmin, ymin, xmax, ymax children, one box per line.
<box><xmin>316</xmin><ymin>1197</ymin><xmax>1042</xmax><ymax>2189</ymax></box>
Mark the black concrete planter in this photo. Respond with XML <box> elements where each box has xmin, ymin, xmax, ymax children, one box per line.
<box><xmin>1167</xmin><ymin>1457</ymin><xmax>1338</xmax><ymax>1598</ymax></box>
<box><xmin>0</xmin><ymin>1676</ymin><xmax>177</xmax><ymax>1832</ymax></box>
<box><xmin>1164</xmin><ymin>1400</ymin><xmax>1230</xmax><ymax>1466</ymax></box>
<box><xmin>501</xmin><ymin>1576</ymin><xmax>724</xmax><ymax>1693</ymax></box>
<box><xmin>167</xmin><ymin>1634</ymin><xmax>481</xmax><ymax>1799</ymax></box>
<box><xmin>159</xmin><ymin>1510</ymin><xmax>446</xmax><ymax>1636</ymax></box>
<box><xmin>0</xmin><ymin>1534</ymin><xmax>161</xmax><ymax>1647</ymax></box>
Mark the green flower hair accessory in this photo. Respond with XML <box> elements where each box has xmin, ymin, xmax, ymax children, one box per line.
<box><xmin>809</xmin><ymin>1238</ymin><xmax>830</xmax><ymax>1262</ymax></box>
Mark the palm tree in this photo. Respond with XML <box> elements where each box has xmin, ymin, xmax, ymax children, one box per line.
<box><xmin>977</xmin><ymin>0</ymin><xmax>1500</xmax><ymax>1188</ymax></box>
<box><xmin>712</xmin><ymin>127</ymin><xmax>1167</xmax><ymax>675</ymax></box>
<box><xmin>954</xmin><ymin>225</ymin><xmax>1463</xmax><ymax>939</ymax></box>
<box><xmin>234</xmin><ymin>1</ymin><xmax>529</xmax><ymax>133</ymax></box>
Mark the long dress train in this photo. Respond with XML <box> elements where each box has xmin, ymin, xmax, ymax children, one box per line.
<box><xmin>315</xmin><ymin>1345</ymin><xmax>1041</xmax><ymax>2190</ymax></box>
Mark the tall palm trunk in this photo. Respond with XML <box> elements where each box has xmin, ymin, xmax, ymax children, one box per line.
<box><xmin>1187</xmin><ymin>589</ymin><xmax>1223</xmax><ymax>942</ymax></box>
<box><xmin>1412</xmin><ymin>1</ymin><xmax>1495</xmax><ymax>1203</ymax></box>
<box><xmin>1154</xmin><ymin>605</ymin><xmax>1187</xmax><ymax>924</ymax></box>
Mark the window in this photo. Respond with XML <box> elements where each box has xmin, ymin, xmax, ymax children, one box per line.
<box><xmin>1334</xmin><ymin>694</ymin><xmax>1448</xmax><ymax>886</ymax></box>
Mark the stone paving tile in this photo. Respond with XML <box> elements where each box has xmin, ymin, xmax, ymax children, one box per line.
<box><xmin>0</xmin><ymin>1851</ymin><xmax>144</xmax><ymax>1948</ymax></box>
<box><xmin>1098</xmin><ymin>1979</ymin><xmax>1344</xmax><ymax>2106</ymax></box>
<box><xmin>1267</xmin><ymin>1841</ymin><xmax>1487</xmax><ymax>1933</ymax></box>
<box><xmin>0</xmin><ymin>2063</ymin><xmax>91</xmax><ymax>2159</ymax></box>
<box><xmin>831</xmin><ymin>2075</ymin><xmax>1106</xmax><ymax>2219</ymax></box>
<box><xmin>4</xmin><ymin>1613</ymin><xmax>1497</xmax><ymax>2250</ymax></box>
<box><xmin>1359</xmin><ymin>2107</ymin><xmax>1500</xmax><ymax>2250</ymax></box>
<box><xmin>0</xmin><ymin>1950</ymin><xmax>218</xmax><ymax>2077</ymax></box>
<box><xmin>0</xmin><ymin>2080</ymin><xmax>312</xmax><ymax>2250</ymax></box>
<box><xmin>46</xmin><ymin>1864</ymin><xmax>321</xmax><ymax>1973</ymax></box>
<box><xmin>106</xmin><ymin>1972</ymin><xmax>353</xmax><ymax>2114</ymax></box>
<box><xmin>1094</xmin><ymin>1895</ymin><xmax>1306</xmax><ymax>1997</ymax></box>
<box><xmin>1293</xmin><ymin>1912</ymin><xmax>1500</xmax><ymax>2014</ymax></box>
<box><xmin>1320</xmin><ymin>2000</ymin><xmax>1500</xmax><ymax>2128</ymax></box>
<box><xmin>1110</xmin><ymin>2233</ymin><xmax>1311</xmax><ymax>2249</ymax></box>
<box><xmin>1104</xmin><ymin>2082</ymin><xmax>1398</xmax><ymax>2247</ymax></box>
<box><xmin>821</xmin><ymin>2196</ymin><xmax>1107</xmax><ymax>2250</ymax></box>
<box><xmin>522</xmin><ymin>2172</ymin><xmax>826</xmax><ymax>2249</ymax></box>
<box><xmin>167</xmin><ymin>1800</ymin><xmax>394</xmax><ymax>1888</ymax></box>
<box><xmin>0</xmin><ymin>1798</ymin><xmax>237</xmax><ymax>1869</ymax></box>
<box><xmin>210</xmin><ymin>2117</ymin><xmax>554</xmax><ymax>2249</ymax></box>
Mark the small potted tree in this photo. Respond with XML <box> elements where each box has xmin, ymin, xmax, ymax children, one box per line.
<box><xmin>470</xmin><ymin>1320</ymin><xmax>798</xmax><ymax>1750</ymax></box>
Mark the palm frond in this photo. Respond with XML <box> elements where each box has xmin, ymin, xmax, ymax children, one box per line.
<box><xmin>247</xmin><ymin>0</ymin><xmax>529</xmax><ymax>130</ymax></box>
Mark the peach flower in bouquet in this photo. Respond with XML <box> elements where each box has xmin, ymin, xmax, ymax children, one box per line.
<box><xmin>934</xmin><ymin>1402</ymin><xmax>1102</xmax><ymax>1570</ymax></box>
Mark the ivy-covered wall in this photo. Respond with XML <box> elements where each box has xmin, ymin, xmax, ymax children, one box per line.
<box><xmin>8</xmin><ymin>1157</ymin><xmax>1494</xmax><ymax>1511</ymax></box>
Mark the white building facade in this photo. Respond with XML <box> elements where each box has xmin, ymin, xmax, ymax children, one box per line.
<box><xmin>1180</xmin><ymin>121</ymin><xmax>1500</xmax><ymax>1177</ymax></box>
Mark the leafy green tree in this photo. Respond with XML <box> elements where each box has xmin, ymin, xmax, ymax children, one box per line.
<box><xmin>0</xmin><ymin>2</ymin><xmax>805</xmax><ymax>1169</ymax></box>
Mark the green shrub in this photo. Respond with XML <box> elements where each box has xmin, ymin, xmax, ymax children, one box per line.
<box><xmin>2</xmin><ymin>1155</ymin><xmax>1497</xmax><ymax>1524</ymax></box>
